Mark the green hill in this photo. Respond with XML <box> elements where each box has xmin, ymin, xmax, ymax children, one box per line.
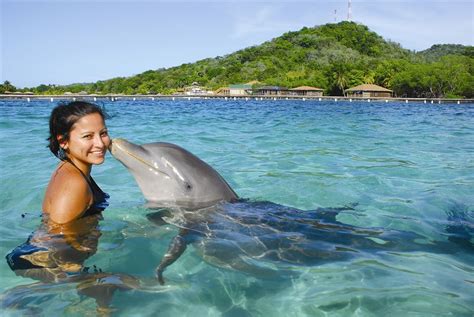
<box><xmin>16</xmin><ymin>21</ymin><xmax>474</xmax><ymax>98</ymax></box>
<box><xmin>417</xmin><ymin>44</ymin><xmax>474</xmax><ymax>61</ymax></box>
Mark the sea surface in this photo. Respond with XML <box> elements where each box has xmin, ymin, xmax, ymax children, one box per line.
<box><xmin>0</xmin><ymin>99</ymin><xmax>473</xmax><ymax>316</ymax></box>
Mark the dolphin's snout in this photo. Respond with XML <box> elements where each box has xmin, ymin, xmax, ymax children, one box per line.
<box><xmin>111</xmin><ymin>138</ymin><xmax>126</xmax><ymax>147</ymax></box>
<box><xmin>109</xmin><ymin>138</ymin><xmax>127</xmax><ymax>155</ymax></box>
<box><xmin>108</xmin><ymin>138</ymin><xmax>113</xmax><ymax>151</ymax></box>
<box><xmin>109</xmin><ymin>138</ymin><xmax>171</xmax><ymax>178</ymax></box>
<box><xmin>112</xmin><ymin>138</ymin><xmax>126</xmax><ymax>144</ymax></box>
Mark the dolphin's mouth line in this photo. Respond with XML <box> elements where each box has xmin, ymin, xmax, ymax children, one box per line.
<box><xmin>113</xmin><ymin>142</ymin><xmax>170</xmax><ymax>177</ymax></box>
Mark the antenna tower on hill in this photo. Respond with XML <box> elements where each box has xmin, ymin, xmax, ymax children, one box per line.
<box><xmin>347</xmin><ymin>0</ymin><xmax>352</xmax><ymax>21</ymax></box>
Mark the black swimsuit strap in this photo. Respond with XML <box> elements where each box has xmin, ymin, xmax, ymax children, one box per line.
<box><xmin>63</xmin><ymin>159</ymin><xmax>108</xmax><ymax>216</ymax></box>
<box><xmin>64</xmin><ymin>159</ymin><xmax>94</xmax><ymax>188</ymax></box>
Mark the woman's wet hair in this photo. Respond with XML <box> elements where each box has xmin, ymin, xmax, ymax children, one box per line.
<box><xmin>48</xmin><ymin>101</ymin><xmax>107</xmax><ymax>160</ymax></box>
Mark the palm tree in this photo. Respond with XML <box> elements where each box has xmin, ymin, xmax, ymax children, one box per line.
<box><xmin>332</xmin><ymin>65</ymin><xmax>349</xmax><ymax>95</ymax></box>
<box><xmin>363</xmin><ymin>71</ymin><xmax>375</xmax><ymax>84</ymax></box>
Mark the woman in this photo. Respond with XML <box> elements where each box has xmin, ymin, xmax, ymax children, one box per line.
<box><xmin>5</xmin><ymin>102</ymin><xmax>135</xmax><ymax>313</ymax></box>
<box><xmin>43</xmin><ymin>101</ymin><xmax>111</xmax><ymax>224</ymax></box>
<box><xmin>6</xmin><ymin>101</ymin><xmax>111</xmax><ymax>277</ymax></box>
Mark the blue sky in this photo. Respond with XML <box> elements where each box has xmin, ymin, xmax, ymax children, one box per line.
<box><xmin>1</xmin><ymin>0</ymin><xmax>473</xmax><ymax>88</ymax></box>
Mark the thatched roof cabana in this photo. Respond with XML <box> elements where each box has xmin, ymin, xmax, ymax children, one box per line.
<box><xmin>290</xmin><ymin>86</ymin><xmax>323</xmax><ymax>91</ymax></box>
<box><xmin>344</xmin><ymin>84</ymin><xmax>393</xmax><ymax>98</ymax></box>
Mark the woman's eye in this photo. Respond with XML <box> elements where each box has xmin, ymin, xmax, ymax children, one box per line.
<box><xmin>101</xmin><ymin>131</ymin><xmax>108</xmax><ymax>137</ymax></box>
<box><xmin>83</xmin><ymin>135</ymin><xmax>92</xmax><ymax>139</ymax></box>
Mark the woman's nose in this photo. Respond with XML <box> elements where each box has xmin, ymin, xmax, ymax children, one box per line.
<box><xmin>93</xmin><ymin>135</ymin><xmax>105</xmax><ymax>147</ymax></box>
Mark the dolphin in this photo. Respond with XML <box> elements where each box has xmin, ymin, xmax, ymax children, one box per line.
<box><xmin>110</xmin><ymin>138</ymin><xmax>238</xmax><ymax>209</ymax></box>
<box><xmin>110</xmin><ymin>138</ymin><xmax>473</xmax><ymax>285</ymax></box>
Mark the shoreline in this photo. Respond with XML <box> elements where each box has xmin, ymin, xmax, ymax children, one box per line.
<box><xmin>1</xmin><ymin>94</ymin><xmax>473</xmax><ymax>104</ymax></box>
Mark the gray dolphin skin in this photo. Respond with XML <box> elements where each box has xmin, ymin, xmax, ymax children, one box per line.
<box><xmin>110</xmin><ymin>138</ymin><xmax>238</xmax><ymax>209</ymax></box>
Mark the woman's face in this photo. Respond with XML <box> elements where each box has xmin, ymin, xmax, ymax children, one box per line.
<box><xmin>62</xmin><ymin>113</ymin><xmax>110</xmax><ymax>168</ymax></box>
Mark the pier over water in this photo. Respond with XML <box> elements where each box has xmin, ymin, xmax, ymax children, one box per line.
<box><xmin>1</xmin><ymin>94</ymin><xmax>473</xmax><ymax>104</ymax></box>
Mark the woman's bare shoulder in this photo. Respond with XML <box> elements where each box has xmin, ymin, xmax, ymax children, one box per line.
<box><xmin>43</xmin><ymin>163</ymin><xmax>92</xmax><ymax>224</ymax></box>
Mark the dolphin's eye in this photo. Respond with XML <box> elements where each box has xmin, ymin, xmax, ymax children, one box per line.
<box><xmin>184</xmin><ymin>182</ymin><xmax>192</xmax><ymax>191</ymax></box>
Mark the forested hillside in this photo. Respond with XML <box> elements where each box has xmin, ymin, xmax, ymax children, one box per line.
<box><xmin>417</xmin><ymin>44</ymin><xmax>473</xmax><ymax>62</ymax></box>
<box><xmin>8</xmin><ymin>21</ymin><xmax>473</xmax><ymax>98</ymax></box>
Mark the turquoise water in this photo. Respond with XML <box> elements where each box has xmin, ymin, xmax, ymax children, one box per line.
<box><xmin>1</xmin><ymin>99</ymin><xmax>473</xmax><ymax>316</ymax></box>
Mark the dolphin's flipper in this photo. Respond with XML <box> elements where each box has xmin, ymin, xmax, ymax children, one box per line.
<box><xmin>156</xmin><ymin>230</ymin><xmax>188</xmax><ymax>285</ymax></box>
<box><xmin>311</xmin><ymin>203</ymin><xmax>358</xmax><ymax>223</ymax></box>
<box><xmin>146</xmin><ymin>210</ymin><xmax>172</xmax><ymax>226</ymax></box>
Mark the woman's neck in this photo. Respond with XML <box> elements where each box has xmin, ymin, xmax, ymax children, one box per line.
<box><xmin>65</xmin><ymin>157</ymin><xmax>92</xmax><ymax>177</ymax></box>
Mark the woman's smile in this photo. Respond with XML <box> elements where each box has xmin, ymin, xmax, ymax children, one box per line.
<box><xmin>90</xmin><ymin>149</ymin><xmax>106</xmax><ymax>157</ymax></box>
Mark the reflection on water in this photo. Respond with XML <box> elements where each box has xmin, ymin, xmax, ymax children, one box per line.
<box><xmin>6</xmin><ymin>215</ymin><xmax>102</xmax><ymax>281</ymax></box>
<box><xmin>3</xmin><ymin>214</ymin><xmax>142</xmax><ymax>315</ymax></box>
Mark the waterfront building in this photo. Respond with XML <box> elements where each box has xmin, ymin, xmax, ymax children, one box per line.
<box><xmin>255</xmin><ymin>86</ymin><xmax>288</xmax><ymax>96</ymax></box>
<box><xmin>344</xmin><ymin>84</ymin><xmax>393</xmax><ymax>98</ymax></box>
<box><xmin>216</xmin><ymin>81</ymin><xmax>260</xmax><ymax>96</ymax></box>
<box><xmin>289</xmin><ymin>86</ymin><xmax>324</xmax><ymax>96</ymax></box>
<box><xmin>214</xmin><ymin>87</ymin><xmax>229</xmax><ymax>95</ymax></box>
<box><xmin>228</xmin><ymin>84</ymin><xmax>252</xmax><ymax>95</ymax></box>
<box><xmin>184</xmin><ymin>82</ymin><xmax>213</xmax><ymax>95</ymax></box>
<box><xmin>3</xmin><ymin>91</ymin><xmax>34</xmax><ymax>95</ymax></box>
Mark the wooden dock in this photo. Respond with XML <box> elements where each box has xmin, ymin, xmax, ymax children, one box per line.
<box><xmin>1</xmin><ymin>94</ymin><xmax>473</xmax><ymax>104</ymax></box>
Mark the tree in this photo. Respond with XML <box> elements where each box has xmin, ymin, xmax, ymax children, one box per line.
<box><xmin>0</xmin><ymin>80</ymin><xmax>16</xmax><ymax>93</ymax></box>
<box><xmin>328</xmin><ymin>63</ymin><xmax>351</xmax><ymax>95</ymax></box>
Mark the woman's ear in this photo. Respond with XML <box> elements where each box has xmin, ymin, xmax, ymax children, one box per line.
<box><xmin>57</xmin><ymin>135</ymin><xmax>68</xmax><ymax>150</ymax></box>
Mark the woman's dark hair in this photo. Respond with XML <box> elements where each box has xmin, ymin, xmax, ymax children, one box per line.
<box><xmin>48</xmin><ymin>101</ymin><xmax>107</xmax><ymax>160</ymax></box>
